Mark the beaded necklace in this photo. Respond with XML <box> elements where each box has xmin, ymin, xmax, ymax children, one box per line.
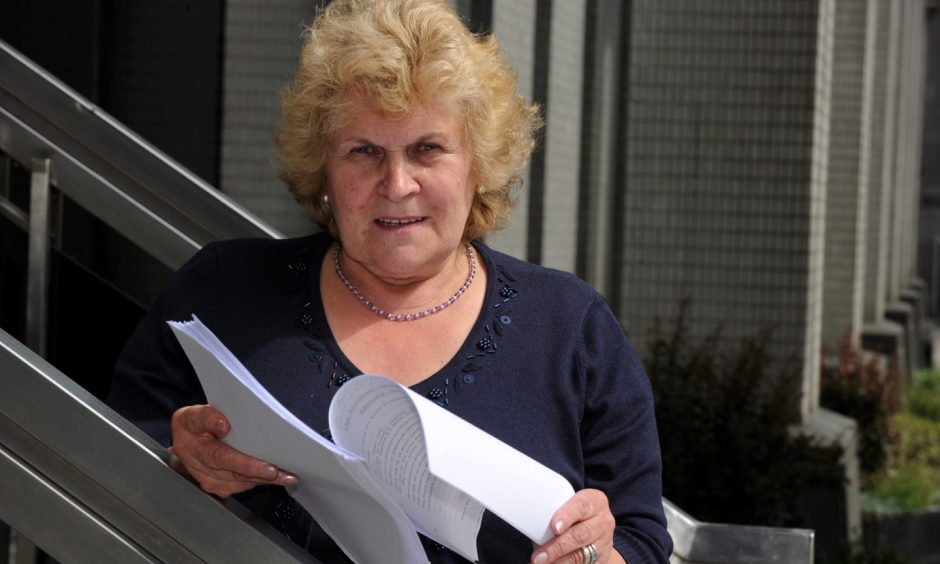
<box><xmin>333</xmin><ymin>243</ymin><xmax>476</xmax><ymax>322</ymax></box>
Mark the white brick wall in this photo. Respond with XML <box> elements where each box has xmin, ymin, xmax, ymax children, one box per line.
<box><xmin>220</xmin><ymin>0</ymin><xmax>322</xmax><ymax>237</ymax></box>
<box><xmin>539</xmin><ymin>0</ymin><xmax>585</xmax><ymax>272</ymax></box>
<box><xmin>486</xmin><ymin>0</ymin><xmax>537</xmax><ymax>259</ymax></box>
<box><xmin>621</xmin><ymin>0</ymin><xmax>834</xmax><ymax>417</ymax></box>
<box><xmin>892</xmin><ymin>0</ymin><xmax>927</xmax><ymax>292</ymax></box>
<box><xmin>211</xmin><ymin>1</ymin><xmax>927</xmax><ymax>405</ymax></box>
<box><xmin>807</xmin><ymin>0</ymin><xmax>835</xmax><ymax>412</ymax></box>
<box><xmin>579</xmin><ymin>0</ymin><xmax>624</xmax><ymax>295</ymax></box>
<box><xmin>821</xmin><ymin>0</ymin><xmax>871</xmax><ymax>351</ymax></box>
<box><xmin>864</xmin><ymin>0</ymin><xmax>900</xmax><ymax>322</ymax></box>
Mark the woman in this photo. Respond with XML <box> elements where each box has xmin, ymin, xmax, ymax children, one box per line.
<box><xmin>108</xmin><ymin>0</ymin><xmax>672</xmax><ymax>562</ymax></box>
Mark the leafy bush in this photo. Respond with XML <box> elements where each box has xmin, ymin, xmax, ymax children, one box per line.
<box><xmin>908</xmin><ymin>369</ymin><xmax>940</xmax><ymax>422</ymax></box>
<box><xmin>893</xmin><ymin>411</ymin><xmax>940</xmax><ymax>468</ymax></box>
<box><xmin>907</xmin><ymin>393</ymin><xmax>940</xmax><ymax>423</ymax></box>
<box><xmin>863</xmin><ymin>464</ymin><xmax>940</xmax><ymax>513</ymax></box>
<box><xmin>914</xmin><ymin>369</ymin><xmax>940</xmax><ymax>393</ymax></box>
<box><xmin>646</xmin><ymin>304</ymin><xmax>843</xmax><ymax>527</ymax></box>
<box><xmin>862</xmin><ymin>406</ymin><xmax>940</xmax><ymax>513</ymax></box>
<box><xmin>820</xmin><ymin>334</ymin><xmax>900</xmax><ymax>475</ymax></box>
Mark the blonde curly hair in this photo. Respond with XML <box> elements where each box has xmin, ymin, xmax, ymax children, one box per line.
<box><xmin>276</xmin><ymin>0</ymin><xmax>541</xmax><ymax>240</ymax></box>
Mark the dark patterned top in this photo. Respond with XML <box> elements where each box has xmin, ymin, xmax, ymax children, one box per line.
<box><xmin>108</xmin><ymin>233</ymin><xmax>673</xmax><ymax>563</ymax></box>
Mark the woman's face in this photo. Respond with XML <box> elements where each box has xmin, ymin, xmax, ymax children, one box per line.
<box><xmin>324</xmin><ymin>100</ymin><xmax>476</xmax><ymax>284</ymax></box>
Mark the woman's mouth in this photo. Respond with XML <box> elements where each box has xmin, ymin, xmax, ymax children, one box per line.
<box><xmin>375</xmin><ymin>217</ymin><xmax>426</xmax><ymax>227</ymax></box>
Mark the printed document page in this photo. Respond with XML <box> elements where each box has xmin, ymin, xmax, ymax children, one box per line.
<box><xmin>329</xmin><ymin>376</ymin><xmax>485</xmax><ymax>561</ymax></box>
<box><xmin>169</xmin><ymin>317</ymin><xmax>428</xmax><ymax>564</ymax></box>
<box><xmin>331</xmin><ymin>376</ymin><xmax>575</xmax><ymax>552</ymax></box>
<box><xmin>409</xmin><ymin>381</ymin><xmax>575</xmax><ymax>544</ymax></box>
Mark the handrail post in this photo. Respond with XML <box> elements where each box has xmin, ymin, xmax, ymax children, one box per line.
<box><xmin>25</xmin><ymin>157</ymin><xmax>51</xmax><ymax>358</ymax></box>
<box><xmin>17</xmin><ymin>154</ymin><xmax>52</xmax><ymax>564</ymax></box>
<box><xmin>17</xmin><ymin>156</ymin><xmax>51</xmax><ymax>564</ymax></box>
<box><xmin>9</xmin><ymin>531</ymin><xmax>38</xmax><ymax>564</ymax></box>
<box><xmin>0</xmin><ymin>153</ymin><xmax>8</xmax><ymax>199</ymax></box>
<box><xmin>0</xmin><ymin>154</ymin><xmax>29</xmax><ymax>230</ymax></box>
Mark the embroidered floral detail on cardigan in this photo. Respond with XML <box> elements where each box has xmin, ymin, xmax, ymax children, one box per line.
<box><xmin>427</xmin><ymin>267</ymin><xmax>519</xmax><ymax>408</ymax></box>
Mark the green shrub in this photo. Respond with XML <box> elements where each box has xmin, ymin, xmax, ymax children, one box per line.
<box><xmin>907</xmin><ymin>392</ymin><xmax>940</xmax><ymax>422</ymax></box>
<box><xmin>863</xmin><ymin>464</ymin><xmax>940</xmax><ymax>513</ymax></box>
<box><xmin>891</xmin><ymin>412</ymin><xmax>940</xmax><ymax>471</ymax></box>
<box><xmin>646</xmin><ymin>304</ymin><xmax>843</xmax><ymax>527</ymax></box>
<box><xmin>914</xmin><ymin>369</ymin><xmax>940</xmax><ymax>393</ymax></box>
<box><xmin>862</xmin><ymin>412</ymin><xmax>940</xmax><ymax>514</ymax></box>
<box><xmin>820</xmin><ymin>335</ymin><xmax>899</xmax><ymax>475</ymax></box>
<box><xmin>907</xmin><ymin>370</ymin><xmax>940</xmax><ymax>422</ymax></box>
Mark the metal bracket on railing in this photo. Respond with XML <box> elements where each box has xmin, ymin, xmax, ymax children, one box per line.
<box><xmin>0</xmin><ymin>153</ymin><xmax>27</xmax><ymax>231</ymax></box>
<box><xmin>25</xmin><ymin>157</ymin><xmax>51</xmax><ymax>359</ymax></box>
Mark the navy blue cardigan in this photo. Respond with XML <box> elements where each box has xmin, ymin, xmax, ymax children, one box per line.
<box><xmin>108</xmin><ymin>233</ymin><xmax>672</xmax><ymax>563</ymax></box>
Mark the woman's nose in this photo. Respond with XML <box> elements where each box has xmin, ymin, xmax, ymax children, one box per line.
<box><xmin>379</xmin><ymin>154</ymin><xmax>420</xmax><ymax>201</ymax></box>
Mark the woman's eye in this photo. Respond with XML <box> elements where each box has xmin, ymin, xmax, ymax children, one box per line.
<box><xmin>352</xmin><ymin>145</ymin><xmax>375</xmax><ymax>155</ymax></box>
<box><xmin>416</xmin><ymin>143</ymin><xmax>439</xmax><ymax>153</ymax></box>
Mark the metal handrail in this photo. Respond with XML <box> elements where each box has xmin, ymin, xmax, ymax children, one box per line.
<box><xmin>0</xmin><ymin>321</ymin><xmax>815</xmax><ymax>564</ymax></box>
<box><xmin>0</xmin><ymin>328</ymin><xmax>317</xmax><ymax>563</ymax></box>
<box><xmin>0</xmin><ymin>323</ymin><xmax>814</xmax><ymax>564</ymax></box>
<box><xmin>0</xmin><ymin>36</ymin><xmax>301</xmax><ymax>562</ymax></box>
<box><xmin>0</xmin><ymin>39</ymin><xmax>282</xmax><ymax>272</ymax></box>
<box><xmin>665</xmin><ymin>500</ymin><xmax>814</xmax><ymax>563</ymax></box>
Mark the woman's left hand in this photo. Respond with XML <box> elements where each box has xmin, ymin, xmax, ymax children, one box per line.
<box><xmin>530</xmin><ymin>489</ymin><xmax>624</xmax><ymax>564</ymax></box>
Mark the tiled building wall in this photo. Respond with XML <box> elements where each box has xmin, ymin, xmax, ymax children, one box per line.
<box><xmin>621</xmin><ymin>0</ymin><xmax>834</xmax><ymax>416</ymax></box>
<box><xmin>864</xmin><ymin>0</ymin><xmax>899</xmax><ymax>323</ymax></box>
<box><xmin>821</xmin><ymin>0</ymin><xmax>872</xmax><ymax>351</ymax></box>
<box><xmin>859</xmin><ymin>0</ymin><xmax>929</xmax><ymax>376</ymax></box>
<box><xmin>577</xmin><ymin>0</ymin><xmax>625</xmax><ymax>296</ymax></box>
<box><xmin>220</xmin><ymin>0</ymin><xmax>325</xmax><ymax>237</ymax></box>
<box><xmin>888</xmin><ymin>2</ymin><xmax>909</xmax><ymax>303</ymax></box>
<box><xmin>889</xmin><ymin>1</ymin><xmax>908</xmax><ymax>301</ymax></box>
<box><xmin>919</xmin><ymin>9</ymin><xmax>940</xmax><ymax>317</ymax></box>
<box><xmin>215</xmin><ymin>0</ymin><xmax>927</xmax><ymax>415</ymax></box>
<box><xmin>486</xmin><ymin>0</ymin><xmax>537</xmax><ymax>260</ymax></box>
<box><xmin>892</xmin><ymin>0</ymin><xmax>927</xmax><ymax>294</ymax></box>
<box><xmin>808</xmin><ymin>0</ymin><xmax>835</xmax><ymax>410</ymax></box>
<box><xmin>910</xmin><ymin>0</ymin><xmax>927</xmax><ymax>286</ymax></box>
<box><xmin>537</xmin><ymin>0</ymin><xmax>586</xmax><ymax>272</ymax></box>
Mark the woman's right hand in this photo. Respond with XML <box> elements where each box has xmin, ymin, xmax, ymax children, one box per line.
<box><xmin>168</xmin><ymin>404</ymin><xmax>298</xmax><ymax>497</ymax></box>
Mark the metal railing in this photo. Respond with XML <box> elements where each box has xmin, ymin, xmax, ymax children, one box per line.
<box><xmin>0</xmin><ymin>328</ymin><xmax>317</xmax><ymax>564</ymax></box>
<box><xmin>0</xmin><ymin>318</ymin><xmax>815</xmax><ymax>564</ymax></box>
<box><xmin>665</xmin><ymin>501</ymin><xmax>814</xmax><ymax>563</ymax></box>
<box><xmin>0</xmin><ymin>36</ymin><xmax>290</xmax><ymax>563</ymax></box>
<box><xmin>0</xmin><ymin>37</ymin><xmax>280</xmax><ymax>275</ymax></box>
<box><xmin>0</xmin><ymin>32</ymin><xmax>283</xmax><ymax>380</ymax></box>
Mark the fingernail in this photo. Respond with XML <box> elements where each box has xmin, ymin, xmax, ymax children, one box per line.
<box><xmin>554</xmin><ymin>520</ymin><xmax>565</xmax><ymax>534</ymax></box>
<box><xmin>282</xmin><ymin>474</ymin><xmax>299</xmax><ymax>486</ymax></box>
<box><xmin>262</xmin><ymin>465</ymin><xmax>277</xmax><ymax>479</ymax></box>
<box><xmin>215</xmin><ymin>419</ymin><xmax>226</xmax><ymax>434</ymax></box>
<box><xmin>532</xmin><ymin>552</ymin><xmax>548</xmax><ymax>564</ymax></box>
